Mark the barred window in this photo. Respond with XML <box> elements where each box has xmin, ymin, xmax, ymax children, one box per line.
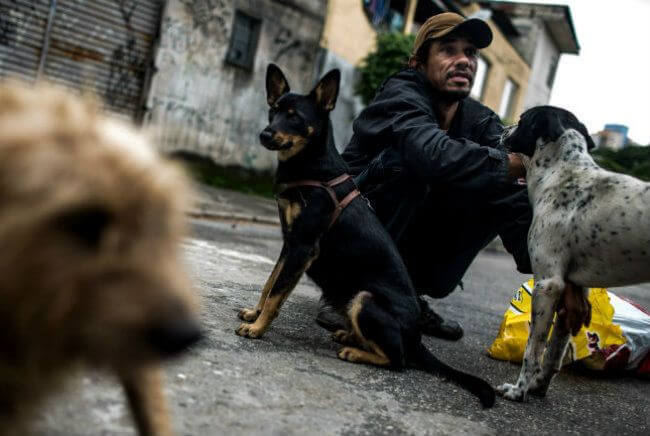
<box><xmin>225</xmin><ymin>11</ymin><xmax>261</xmax><ymax>70</ymax></box>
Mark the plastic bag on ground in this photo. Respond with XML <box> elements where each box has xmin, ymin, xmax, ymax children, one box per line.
<box><xmin>488</xmin><ymin>279</ymin><xmax>650</xmax><ymax>375</ymax></box>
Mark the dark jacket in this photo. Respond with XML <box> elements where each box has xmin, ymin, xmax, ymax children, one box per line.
<box><xmin>342</xmin><ymin>69</ymin><xmax>532</xmax><ymax>292</ymax></box>
<box><xmin>343</xmin><ymin>68</ymin><xmax>511</xmax><ymax>196</ymax></box>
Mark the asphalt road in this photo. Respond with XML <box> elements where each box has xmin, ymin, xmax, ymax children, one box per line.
<box><xmin>35</xmin><ymin>218</ymin><xmax>650</xmax><ymax>435</ymax></box>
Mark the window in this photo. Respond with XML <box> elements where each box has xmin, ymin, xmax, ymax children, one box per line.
<box><xmin>362</xmin><ymin>0</ymin><xmax>409</xmax><ymax>32</ymax></box>
<box><xmin>546</xmin><ymin>53</ymin><xmax>559</xmax><ymax>89</ymax></box>
<box><xmin>225</xmin><ymin>11</ymin><xmax>261</xmax><ymax>70</ymax></box>
<box><xmin>470</xmin><ymin>55</ymin><xmax>489</xmax><ymax>101</ymax></box>
<box><xmin>498</xmin><ymin>78</ymin><xmax>518</xmax><ymax>121</ymax></box>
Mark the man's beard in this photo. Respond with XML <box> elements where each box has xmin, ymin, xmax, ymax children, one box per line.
<box><xmin>435</xmin><ymin>89</ymin><xmax>470</xmax><ymax>103</ymax></box>
<box><xmin>436</xmin><ymin>69</ymin><xmax>474</xmax><ymax>102</ymax></box>
<box><xmin>435</xmin><ymin>88</ymin><xmax>470</xmax><ymax>103</ymax></box>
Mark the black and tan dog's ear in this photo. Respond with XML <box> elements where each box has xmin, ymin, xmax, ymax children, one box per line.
<box><xmin>309</xmin><ymin>69</ymin><xmax>340</xmax><ymax>113</ymax></box>
<box><xmin>266</xmin><ymin>64</ymin><xmax>290</xmax><ymax>107</ymax></box>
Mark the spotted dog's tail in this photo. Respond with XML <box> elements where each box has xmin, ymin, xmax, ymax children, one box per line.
<box><xmin>412</xmin><ymin>343</ymin><xmax>495</xmax><ymax>408</ymax></box>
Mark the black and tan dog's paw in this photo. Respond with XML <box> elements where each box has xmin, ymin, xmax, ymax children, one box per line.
<box><xmin>337</xmin><ymin>346</ymin><xmax>363</xmax><ymax>362</ymax></box>
<box><xmin>332</xmin><ymin>330</ymin><xmax>356</xmax><ymax>345</ymax></box>
<box><xmin>238</xmin><ymin>308</ymin><xmax>260</xmax><ymax>322</ymax></box>
<box><xmin>235</xmin><ymin>323</ymin><xmax>265</xmax><ymax>339</ymax></box>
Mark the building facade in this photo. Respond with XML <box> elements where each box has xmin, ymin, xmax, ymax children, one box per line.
<box><xmin>320</xmin><ymin>0</ymin><xmax>532</xmax><ymax>149</ymax></box>
<box><xmin>145</xmin><ymin>0</ymin><xmax>327</xmax><ymax>171</ymax></box>
<box><xmin>593</xmin><ymin>124</ymin><xmax>629</xmax><ymax>151</ymax></box>
<box><xmin>0</xmin><ymin>0</ymin><xmax>580</xmax><ymax>171</ymax></box>
<box><xmin>477</xmin><ymin>1</ymin><xmax>580</xmax><ymax>110</ymax></box>
<box><xmin>0</xmin><ymin>0</ymin><xmax>327</xmax><ymax>172</ymax></box>
<box><xmin>320</xmin><ymin>0</ymin><xmax>579</xmax><ymax>145</ymax></box>
<box><xmin>0</xmin><ymin>0</ymin><xmax>163</xmax><ymax>122</ymax></box>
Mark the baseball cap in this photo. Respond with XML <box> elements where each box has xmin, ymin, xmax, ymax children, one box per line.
<box><xmin>412</xmin><ymin>12</ymin><xmax>493</xmax><ymax>57</ymax></box>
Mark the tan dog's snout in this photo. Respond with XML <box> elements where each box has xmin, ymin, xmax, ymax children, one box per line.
<box><xmin>146</xmin><ymin>316</ymin><xmax>203</xmax><ymax>357</ymax></box>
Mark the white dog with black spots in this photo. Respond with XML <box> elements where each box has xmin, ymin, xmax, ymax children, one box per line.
<box><xmin>497</xmin><ymin>105</ymin><xmax>650</xmax><ymax>401</ymax></box>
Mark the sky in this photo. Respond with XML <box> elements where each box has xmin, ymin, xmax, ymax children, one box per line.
<box><xmin>509</xmin><ymin>0</ymin><xmax>650</xmax><ymax>144</ymax></box>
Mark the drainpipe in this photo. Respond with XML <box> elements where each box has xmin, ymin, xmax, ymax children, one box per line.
<box><xmin>403</xmin><ymin>0</ymin><xmax>417</xmax><ymax>34</ymax></box>
<box><xmin>37</xmin><ymin>0</ymin><xmax>57</xmax><ymax>80</ymax></box>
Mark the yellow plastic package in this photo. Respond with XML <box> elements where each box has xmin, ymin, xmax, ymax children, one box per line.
<box><xmin>488</xmin><ymin>279</ymin><xmax>650</xmax><ymax>374</ymax></box>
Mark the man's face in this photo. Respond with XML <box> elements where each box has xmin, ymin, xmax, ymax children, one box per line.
<box><xmin>422</xmin><ymin>36</ymin><xmax>478</xmax><ymax>100</ymax></box>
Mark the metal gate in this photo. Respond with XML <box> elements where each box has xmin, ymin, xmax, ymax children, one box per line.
<box><xmin>0</xmin><ymin>0</ymin><xmax>163</xmax><ymax>121</ymax></box>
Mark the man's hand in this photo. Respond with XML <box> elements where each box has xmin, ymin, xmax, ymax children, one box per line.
<box><xmin>507</xmin><ymin>153</ymin><xmax>526</xmax><ymax>179</ymax></box>
<box><xmin>557</xmin><ymin>281</ymin><xmax>592</xmax><ymax>336</ymax></box>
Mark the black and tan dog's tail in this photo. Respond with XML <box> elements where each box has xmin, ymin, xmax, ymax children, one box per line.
<box><xmin>413</xmin><ymin>343</ymin><xmax>495</xmax><ymax>408</ymax></box>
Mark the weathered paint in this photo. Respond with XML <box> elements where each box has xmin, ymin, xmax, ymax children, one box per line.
<box><xmin>144</xmin><ymin>0</ymin><xmax>326</xmax><ymax>171</ymax></box>
<box><xmin>0</xmin><ymin>0</ymin><xmax>162</xmax><ymax>120</ymax></box>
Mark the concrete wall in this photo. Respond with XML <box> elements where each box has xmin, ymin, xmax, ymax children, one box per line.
<box><xmin>461</xmin><ymin>4</ymin><xmax>530</xmax><ymax>121</ymax></box>
<box><xmin>144</xmin><ymin>0</ymin><xmax>326</xmax><ymax>171</ymax></box>
<box><xmin>522</xmin><ymin>20</ymin><xmax>559</xmax><ymax>110</ymax></box>
<box><xmin>317</xmin><ymin>0</ymin><xmax>377</xmax><ymax>151</ymax></box>
<box><xmin>320</xmin><ymin>0</ymin><xmax>376</xmax><ymax>66</ymax></box>
<box><xmin>316</xmin><ymin>49</ymin><xmax>364</xmax><ymax>151</ymax></box>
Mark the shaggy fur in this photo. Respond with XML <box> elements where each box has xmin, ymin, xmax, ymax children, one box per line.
<box><xmin>0</xmin><ymin>82</ymin><xmax>201</xmax><ymax>435</ymax></box>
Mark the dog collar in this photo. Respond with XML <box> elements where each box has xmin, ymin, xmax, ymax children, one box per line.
<box><xmin>278</xmin><ymin>174</ymin><xmax>361</xmax><ymax>229</ymax></box>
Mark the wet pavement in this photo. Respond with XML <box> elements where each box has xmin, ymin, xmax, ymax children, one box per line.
<box><xmin>35</xmin><ymin>186</ymin><xmax>650</xmax><ymax>435</ymax></box>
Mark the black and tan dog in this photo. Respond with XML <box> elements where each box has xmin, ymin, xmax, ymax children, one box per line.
<box><xmin>235</xmin><ymin>64</ymin><xmax>495</xmax><ymax>408</ymax></box>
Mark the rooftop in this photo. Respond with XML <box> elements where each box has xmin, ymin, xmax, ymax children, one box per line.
<box><xmin>478</xmin><ymin>0</ymin><xmax>580</xmax><ymax>54</ymax></box>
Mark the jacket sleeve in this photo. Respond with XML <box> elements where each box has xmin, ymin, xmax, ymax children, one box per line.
<box><xmin>369</xmin><ymin>79</ymin><xmax>511</xmax><ymax>195</ymax></box>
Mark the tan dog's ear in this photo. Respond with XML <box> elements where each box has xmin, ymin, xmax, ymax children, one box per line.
<box><xmin>309</xmin><ymin>69</ymin><xmax>340</xmax><ymax>113</ymax></box>
<box><xmin>266</xmin><ymin>64</ymin><xmax>290</xmax><ymax>107</ymax></box>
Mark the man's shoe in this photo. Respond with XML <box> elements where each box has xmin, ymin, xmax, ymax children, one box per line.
<box><xmin>315</xmin><ymin>297</ymin><xmax>346</xmax><ymax>332</ymax></box>
<box><xmin>418</xmin><ymin>297</ymin><xmax>463</xmax><ymax>341</ymax></box>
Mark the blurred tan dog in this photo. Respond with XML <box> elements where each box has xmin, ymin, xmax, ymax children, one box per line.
<box><xmin>0</xmin><ymin>82</ymin><xmax>201</xmax><ymax>436</ymax></box>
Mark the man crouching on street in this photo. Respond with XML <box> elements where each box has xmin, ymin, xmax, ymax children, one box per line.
<box><xmin>316</xmin><ymin>12</ymin><xmax>531</xmax><ymax>340</ymax></box>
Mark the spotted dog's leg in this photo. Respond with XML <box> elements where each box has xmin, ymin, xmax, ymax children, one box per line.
<box><xmin>527</xmin><ymin>283</ymin><xmax>589</xmax><ymax>396</ymax></box>
<box><xmin>527</xmin><ymin>316</ymin><xmax>571</xmax><ymax>398</ymax></box>
<box><xmin>497</xmin><ymin>276</ymin><xmax>564</xmax><ymax>401</ymax></box>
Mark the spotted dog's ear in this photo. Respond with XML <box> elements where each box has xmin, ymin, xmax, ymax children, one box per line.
<box><xmin>542</xmin><ymin>113</ymin><xmax>566</xmax><ymax>144</ymax></box>
<box><xmin>575</xmin><ymin>121</ymin><xmax>596</xmax><ymax>150</ymax></box>
<box><xmin>266</xmin><ymin>63</ymin><xmax>290</xmax><ymax>107</ymax></box>
<box><xmin>309</xmin><ymin>69</ymin><xmax>340</xmax><ymax>113</ymax></box>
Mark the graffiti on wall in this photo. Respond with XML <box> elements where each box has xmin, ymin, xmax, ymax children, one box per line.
<box><xmin>272</xmin><ymin>28</ymin><xmax>315</xmax><ymax>72</ymax></box>
<box><xmin>180</xmin><ymin>0</ymin><xmax>230</xmax><ymax>42</ymax></box>
<box><xmin>147</xmin><ymin>0</ymin><xmax>326</xmax><ymax>170</ymax></box>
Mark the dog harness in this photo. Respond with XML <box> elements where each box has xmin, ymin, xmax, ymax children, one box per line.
<box><xmin>279</xmin><ymin>174</ymin><xmax>361</xmax><ymax>229</ymax></box>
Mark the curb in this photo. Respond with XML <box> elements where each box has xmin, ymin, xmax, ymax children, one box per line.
<box><xmin>186</xmin><ymin>209</ymin><xmax>280</xmax><ymax>226</ymax></box>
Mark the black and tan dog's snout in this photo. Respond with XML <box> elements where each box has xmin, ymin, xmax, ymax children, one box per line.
<box><xmin>259</xmin><ymin>128</ymin><xmax>278</xmax><ymax>149</ymax></box>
